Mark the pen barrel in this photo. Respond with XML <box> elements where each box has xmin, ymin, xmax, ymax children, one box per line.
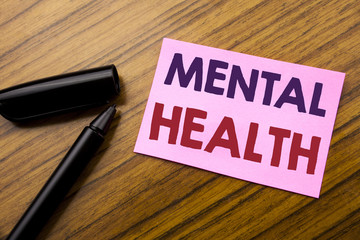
<box><xmin>7</xmin><ymin>127</ymin><xmax>104</xmax><ymax>240</ymax></box>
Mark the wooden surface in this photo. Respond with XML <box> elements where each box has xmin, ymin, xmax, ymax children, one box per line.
<box><xmin>1</xmin><ymin>0</ymin><xmax>359</xmax><ymax>239</ymax></box>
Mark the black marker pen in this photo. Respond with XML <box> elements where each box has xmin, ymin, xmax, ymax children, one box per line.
<box><xmin>6</xmin><ymin>105</ymin><xmax>117</xmax><ymax>240</ymax></box>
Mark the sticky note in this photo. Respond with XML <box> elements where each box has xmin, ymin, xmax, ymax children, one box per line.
<box><xmin>134</xmin><ymin>38</ymin><xmax>345</xmax><ymax>198</ymax></box>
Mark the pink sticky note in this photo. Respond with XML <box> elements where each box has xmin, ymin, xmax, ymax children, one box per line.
<box><xmin>134</xmin><ymin>38</ymin><xmax>345</xmax><ymax>198</ymax></box>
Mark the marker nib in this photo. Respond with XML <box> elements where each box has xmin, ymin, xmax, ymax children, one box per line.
<box><xmin>90</xmin><ymin>105</ymin><xmax>116</xmax><ymax>135</ymax></box>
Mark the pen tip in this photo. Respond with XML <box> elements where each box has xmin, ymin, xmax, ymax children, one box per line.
<box><xmin>90</xmin><ymin>105</ymin><xmax>116</xmax><ymax>135</ymax></box>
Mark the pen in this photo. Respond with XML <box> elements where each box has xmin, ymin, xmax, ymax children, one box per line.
<box><xmin>6</xmin><ymin>105</ymin><xmax>117</xmax><ymax>240</ymax></box>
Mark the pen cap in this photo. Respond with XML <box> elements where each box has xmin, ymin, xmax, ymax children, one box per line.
<box><xmin>0</xmin><ymin>65</ymin><xmax>120</xmax><ymax>121</ymax></box>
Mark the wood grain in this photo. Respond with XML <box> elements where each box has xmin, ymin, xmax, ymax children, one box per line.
<box><xmin>0</xmin><ymin>0</ymin><xmax>359</xmax><ymax>239</ymax></box>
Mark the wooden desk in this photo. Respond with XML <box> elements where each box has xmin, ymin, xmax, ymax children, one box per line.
<box><xmin>1</xmin><ymin>1</ymin><xmax>359</xmax><ymax>239</ymax></box>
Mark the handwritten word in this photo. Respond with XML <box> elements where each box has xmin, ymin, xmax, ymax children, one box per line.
<box><xmin>164</xmin><ymin>53</ymin><xmax>326</xmax><ymax>117</ymax></box>
<box><xmin>149</xmin><ymin>102</ymin><xmax>321</xmax><ymax>174</ymax></box>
